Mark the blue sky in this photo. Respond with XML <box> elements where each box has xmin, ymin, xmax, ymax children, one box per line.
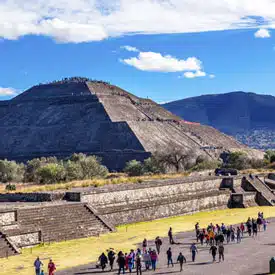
<box><xmin>1</xmin><ymin>0</ymin><xmax>275</xmax><ymax>103</ymax></box>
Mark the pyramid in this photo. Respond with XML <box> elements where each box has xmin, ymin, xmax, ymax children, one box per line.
<box><xmin>0</xmin><ymin>79</ymin><xmax>260</xmax><ymax>170</ymax></box>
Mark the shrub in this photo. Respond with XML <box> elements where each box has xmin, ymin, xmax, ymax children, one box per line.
<box><xmin>143</xmin><ymin>157</ymin><xmax>165</xmax><ymax>174</ymax></box>
<box><xmin>5</xmin><ymin>184</ymin><xmax>16</xmax><ymax>191</ymax></box>
<box><xmin>124</xmin><ymin>160</ymin><xmax>143</xmax><ymax>176</ymax></box>
<box><xmin>191</xmin><ymin>160</ymin><xmax>221</xmax><ymax>171</ymax></box>
<box><xmin>77</xmin><ymin>155</ymin><xmax>108</xmax><ymax>179</ymax></box>
<box><xmin>65</xmin><ymin>160</ymin><xmax>84</xmax><ymax>181</ymax></box>
<box><xmin>0</xmin><ymin>159</ymin><xmax>24</xmax><ymax>183</ymax></box>
<box><xmin>24</xmin><ymin>157</ymin><xmax>58</xmax><ymax>182</ymax></box>
<box><xmin>35</xmin><ymin>163</ymin><xmax>66</xmax><ymax>184</ymax></box>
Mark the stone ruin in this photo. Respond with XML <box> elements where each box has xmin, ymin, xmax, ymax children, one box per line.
<box><xmin>0</xmin><ymin>173</ymin><xmax>274</xmax><ymax>258</ymax></box>
<box><xmin>0</xmin><ymin>78</ymin><xmax>262</xmax><ymax>170</ymax></box>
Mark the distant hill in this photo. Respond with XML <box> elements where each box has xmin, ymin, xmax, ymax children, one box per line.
<box><xmin>162</xmin><ymin>92</ymin><xmax>275</xmax><ymax>149</ymax></box>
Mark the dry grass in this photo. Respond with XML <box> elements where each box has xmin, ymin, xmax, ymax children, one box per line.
<box><xmin>0</xmin><ymin>173</ymin><xmax>190</xmax><ymax>193</ymax></box>
<box><xmin>1</xmin><ymin>206</ymin><xmax>275</xmax><ymax>275</ymax></box>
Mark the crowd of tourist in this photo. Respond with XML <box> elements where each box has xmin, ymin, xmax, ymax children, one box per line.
<box><xmin>33</xmin><ymin>212</ymin><xmax>268</xmax><ymax>274</ymax></box>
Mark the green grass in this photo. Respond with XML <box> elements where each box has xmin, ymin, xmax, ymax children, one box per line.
<box><xmin>1</xmin><ymin>206</ymin><xmax>275</xmax><ymax>275</ymax></box>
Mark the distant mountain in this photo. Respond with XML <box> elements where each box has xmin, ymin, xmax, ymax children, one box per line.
<box><xmin>162</xmin><ymin>92</ymin><xmax>275</xmax><ymax>150</ymax></box>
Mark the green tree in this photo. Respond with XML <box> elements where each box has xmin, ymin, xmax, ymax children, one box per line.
<box><xmin>124</xmin><ymin>160</ymin><xmax>143</xmax><ymax>176</ymax></box>
<box><xmin>36</xmin><ymin>163</ymin><xmax>66</xmax><ymax>184</ymax></box>
<box><xmin>0</xmin><ymin>160</ymin><xmax>24</xmax><ymax>183</ymax></box>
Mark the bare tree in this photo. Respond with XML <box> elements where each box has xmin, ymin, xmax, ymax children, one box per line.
<box><xmin>154</xmin><ymin>147</ymin><xmax>195</xmax><ymax>173</ymax></box>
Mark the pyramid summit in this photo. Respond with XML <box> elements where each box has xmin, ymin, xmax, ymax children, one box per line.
<box><xmin>0</xmin><ymin>78</ymin><xmax>261</xmax><ymax>170</ymax></box>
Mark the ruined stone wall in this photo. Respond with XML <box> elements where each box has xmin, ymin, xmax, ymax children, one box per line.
<box><xmin>0</xmin><ymin>211</ymin><xmax>16</xmax><ymax>225</ymax></box>
<box><xmin>81</xmin><ymin>177</ymin><xmax>231</xmax><ymax>226</ymax></box>
<box><xmin>9</xmin><ymin>232</ymin><xmax>40</xmax><ymax>248</ymax></box>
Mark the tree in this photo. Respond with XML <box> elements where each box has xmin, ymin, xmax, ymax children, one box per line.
<box><xmin>265</xmin><ymin>150</ymin><xmax>275</xmax><ymax>163</ymax></box>
<box><xmin>143</xmin><ymin>157</ymin><xmax>165</xmax><ymax>174</ymax></box>
<box><xmin>225</xmin><ymin>152</ymin><xmax>251</xmax><ymax>170</ymax></box>
<box><xmin>124</xmin><ymin>160</ymin><xmax>143</xmax><ymax>176</ymax></box>
<box><xmin>35</xmin><ymin>163</ymin><xmax>66</xmax><ymax>184</ymax></box>
<box><xmin>154</xmin><ymin>148</ymin><xmax>195</xmax><ymax>172</ymax></box>
<box><xmin>0</xmin><ymin>160</ymin><xmax>24</xmax><ymax>183</ymax></box>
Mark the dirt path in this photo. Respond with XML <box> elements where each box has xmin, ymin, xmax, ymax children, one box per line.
<box><xmin>57</xmin><ymin>219</ymin><xmax>275</xmax><ymax>275</ymax></box>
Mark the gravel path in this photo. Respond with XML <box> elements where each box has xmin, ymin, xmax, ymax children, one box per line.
<box><xmin>57</xmin><ymin>218</ymin><xmax>275</xmax><ymax>275</ymax></box>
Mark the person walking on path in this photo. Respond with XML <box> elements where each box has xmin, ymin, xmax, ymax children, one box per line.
<box><xmin>168</xmin><ymin>227</ymin><xmax>174</xmax><ymax>244</ymax></box>
<box><xmin>108</xmin><ymin>249</ymin><xmax>116</xmax><ymax>271</ymax></box>
<box><xmin>263</xmin><ymin>219</ymin><xmax>268</xmax><ymax>231</ymax></box>
<box><xmin>117</xmin><ymin>252</ymin><xmax>126</xmax><ymax>275</ymax></box>
<box><xmin>150</xmin><ymin>250</ymin><xmax>158</xmax><ymax>271</ymax></box>
<box><xmin>237</xmin><ymin>227</ymin><xmax>241</xmax><ymax>243</ymax></box>
<box><xmin>136</xmin><ymin>254</ymin><xmax>142</xmax><ymax>275</ymax></box>
<box><xmin>252</xmin><ymin>219</ymin><xmax>258</xmax><ymax>237</ymax></box>
<box><xmin>98</xmin><ymin>253</ymin><xmax>108</xmax><ymax>271</ymax></box>
<box><xmin>167</xmin><ymin>247</ymin><xmax>174</xmax><ymax>267</ymax></box>
<box><xmin>240</xmin><ymin>223</ymin><xmax>245</xmax><ymax>237</ymax></box>
<box><xmin>218</xmin><ymin>243</ymin><xmax>225</xmax><ymax>262</ymax></box>
<box><xmin>34</xmin><ymin>257</ymin><xmax>43</xmax><ymax>275</ymax></box>
<box><xmin>143</xmin><ymin>251</ymin><xmax>151</xmax><ymax>270</ymax></box>
<box><xmin>209</xmin><ymin>245</ymin><xmax>217</xmax><ymax>262</ymax></box>
<box><xmin>195</xmin><ymin>222</ymin><xmax>200</xmax><ymax>242</ymax></box>
<box><xmin>142</xmin><ymin>239</ymin><xmax>147</xmax><ymax>253</ymax></box>
<box><xmin>190</xmin><ymin>243</ymin><xmax>198</xmax><ymax>262</ymax></box>
<box><xmin>257</xmin><ymin>216</ymin><xmax>262</xmax><ymax>232</ymax></box>
<box><xmin>177</xmin><ymin>252</ymin><xmax>186</xmax><ymax>272</ymax></box>
<box><xmin>48</xmin><ymin>259</ymin><xmax>56</xmax><ymax>275</ymax></box>
<box><xmin>127</xmin><ymin>253</ymin><xmax>134</xmax><ymax>274</ymax></box>
<box><xmin>155</xmin><ymin>236</ymin><xmax>162</xmax><ymax>254</ymax></box>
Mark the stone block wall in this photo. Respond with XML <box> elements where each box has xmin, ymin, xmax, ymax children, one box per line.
<box><xmin>81</xmin><ymin>177</ymin><xmax>231</xmax><ymax>226</ymax></box>
<box><xmin>0</xmin><ymin>211</ymin><xmax>16</xmax><ymax>225</ymax></box>
<box><xmin>9</xmin><ymin>232</ymin><xmax>40</xmax><ymax>248</ymax></box>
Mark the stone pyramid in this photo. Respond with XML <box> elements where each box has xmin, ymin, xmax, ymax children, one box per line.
<box><xmin>0</xmin><ymin>79</ymin><xmax>259</xmax><ymax>170</ymax></box>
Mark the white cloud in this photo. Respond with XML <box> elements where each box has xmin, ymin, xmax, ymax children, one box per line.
<box><xmin>183</xmin><ymin>71</ymin><xmax>206</xmax><ymax>79</ymax></box>
<box><xmin>0</xmin><ymin>87</ymin><xmax>18</xmax><ymax>96</ymax></box>
<box><xmin>121</xmin><ymin>45</ymin><xmax>139</xmax><ymax>52</ymax></box>
<box><xmin>209</xmin><ymin>74</ymin><xmax>216</xmax><ymax>79</ymax></box>
<box><xmin>254</xmin><ymin>28</ymin><xmax>271</xmax><ymax>38</ymax></box>
<box><xmin>122</xmin><ymin>51</ymin><xmax>202</xmax><ymax>72</ymax></box>
<box><xmin>2</xmin><ymin>1</ymin><xmax>275</xmax><ymax>43</ymax></box>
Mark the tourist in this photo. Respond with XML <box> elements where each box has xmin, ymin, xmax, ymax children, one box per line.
<box><xmin>150</xmin><ymin>250</ymin><xmax>158</xmax><ymax>271</ymax></box>
<box><xmin>209</xmin><ymin>244</ymin><xmax>217</xmax><ymax>262</ymax></box>
<box><xmin>240</xmin><ymin>223</ymin><xmax>245</xmax><ymax>237</ymax></box>
<box><xmin>209</xmin><ymin>230</ymin><xmax>215</xmax><ymax>246</ymax></box>
<box><xmin>40</xmin><ymin>270</ymin><xmax>44</xmax><ymax>275</ymax></box>
<box><xmin>167</xmin><ymin>247</ymin><xmax>174</xmax><ymax>267</ymax></box>
<box><xmin>117</xmin><ymin>251</ymin><xmax>126</xmax><ymax>275</ymax></box>
<box><xmin>263</xmin><ymin>218</ymin><xmax>268</xmax><ymax>231</ymax></box>
<box><xmin>230</xmin><ymin>227</ymin><xmax>235</xmax><ymax>242</ymax></box>
<box><xmin>252</xmin><ymin>219</ymin><xmax>258</xmax><ymax>237</ymax></box>
<box><xmin>142</xmin><ymin>238</ymin><xmax>147</xmax><ymax>253</ymax></box>
<box><xmin>177</xmin><ymin>252</ymin><xmax>186</xmax><ymax>272</ymax></box>
<box><xmin>190</xmin><ymin>243</ymin><xmax>198</xmax><ymax>262</ymax></box>
<box><xmin>48</xmin><ymin>259</ymin><xmax>56</xmax><ymax>275</ymax></box>
<box><xmin>127</xmin><ymin>252</ymin><xmax>134</xmax><ymax>274</ymax></box>
<box><xmin>168</xmin><ymin>227</ymin><xmax>174</xmax><ymax>244</ymax></box>
<box><xmin>108</xmin><ymin>249</ymin><xmax>116</xmax><ymax>271</ymax></box>
<box><xmin>226</xmin><ymin>227</ymin><xmax>231</xmax><ymax>243</ymax></box>
<box><xmin>99</xmin><ymin>252</ymin><xmax>108</xmax><ymax>271</ymax></box>
<box><xmin>246</xmin><ymin>217</ymin><xmax>252</xmax><ymax>236</ymax></box>
<box><xmin>218</xmin><ymin>243</ymin><xmax>225</xmax><ymax>262</ymax></box>
<box><xmin>195</xmin><ymin>222</ymin><xmax>200</xmax><ymax>242</ymax></box>
<box><xmin>155</xmin><ymin>236</ymin><xmax>162</xmax><ymax>254</ymax></box>
<box><xmin>136</xmin><ymin>254</ymin><xmax>142</xmax><ymax>275</ymax></box>
<box><xmin>34</xmin><ymin>257</ymin><xmax>43</xmax><ymax>275</ymax></box>
<box><xmin>236</xmin><ymin>227</ymin><xmax>241</xmax><ymax>243</ymax></box>
<box><xmin>257</xmin><ymin>216</ymin><xmax>262</xmax><ymax>232</ymax></box>
<box><xmin>198</xmin><ymin>230</ymin><xmax>205</xmax><ymax>245</ymax></box>
<box><xmin>143</xmin><ymin>250</ymin><xmax>151</xmax><ymax>270</ymax></box>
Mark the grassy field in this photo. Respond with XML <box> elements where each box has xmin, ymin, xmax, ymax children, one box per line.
<box><xmin>1</xmin><ymin>206</ymin><xmax>275</xmax><ymax>275</ymax></box>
